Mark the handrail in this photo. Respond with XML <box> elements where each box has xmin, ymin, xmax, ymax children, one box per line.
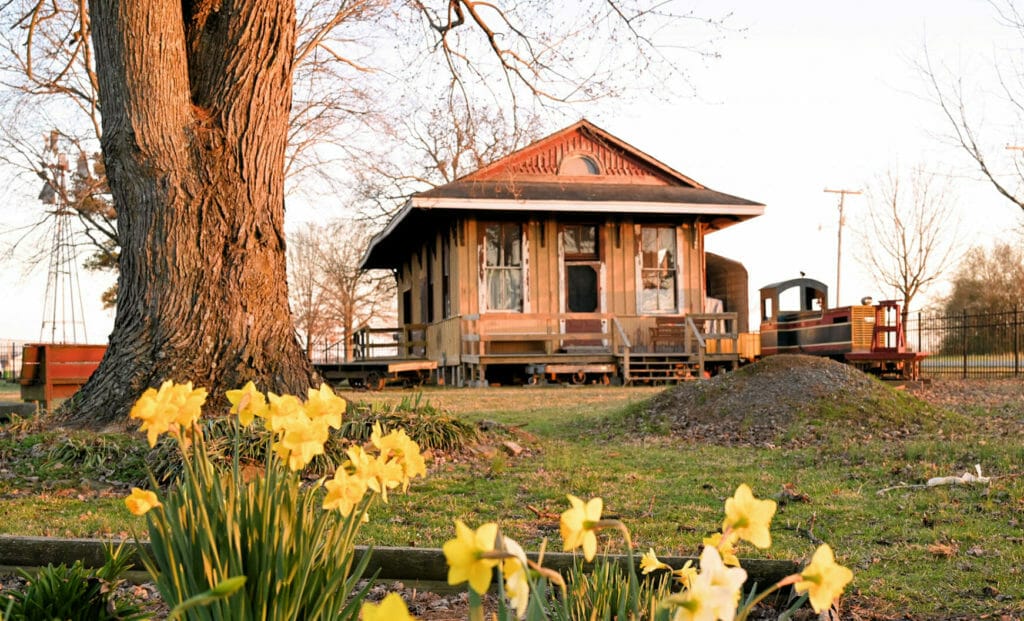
<box><xmin>612</xmin><ymin>316</ymin><xmax>632</xmax><ymax>349</ymax></box>
<box><xmin>685</xmin><ymin>316</ymin><xmax>706</xmax><ymax>349</ymax></box>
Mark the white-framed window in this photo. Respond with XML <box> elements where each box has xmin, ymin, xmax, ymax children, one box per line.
<box><xmin>484</xmin><ymin>222</ymin><xmax>522</xmax><ymax>311</ymax></box>
<box><xmin>640</xmin><ymin>226</ymin><xmax>677</xmax><ymax>313</ymax></box>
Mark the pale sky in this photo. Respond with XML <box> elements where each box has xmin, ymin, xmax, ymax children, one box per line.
<box><xmin>2</xmin><ymin>0</ymin><xmax>1022</xmax><ymax>341</ymax></box>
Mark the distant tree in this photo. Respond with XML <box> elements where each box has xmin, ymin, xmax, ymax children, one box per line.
<box><xmin>855</xmin><ymin>166</ymin><xmax>962</xmax><ymax>328</ymax></box>
<box><xmin>349</xmin><ymin>99</ymin><xmax>546</xmax><ymax>223</ymax></box>
<box><xmin>942</xmin><ymin>241</ymin><xmax>1024</xmax><ymax>315</ymax></box>
<box><xmin>287</xmin><ymin>223</ymin><xmax>336</xmax><ymax>359</ymax></box>
<box><xmin>939</xmin><ymin>240</ymin><xmax>1024</xmax><ymax>354</ymax></box>
<box><xmin>313</xmin><ymin>220</ymin><xmax>395</xmax><ymax>362</ymax></box>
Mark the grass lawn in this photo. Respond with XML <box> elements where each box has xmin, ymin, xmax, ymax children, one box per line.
<box><xmin>1</xmin><ymin>383</ymin><xmax>1022</xmax><ymax>618</ymax></box>
<box><xmin>0</xmin><ymin>380</ymin><xmax>20</xmax><ymax>401</ymax></box>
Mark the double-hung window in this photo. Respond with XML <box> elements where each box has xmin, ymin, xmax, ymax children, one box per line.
<box><xmin>484</xmin><ymin>223</ymin><xmax>522</xmax><ymax>311</ymax></box>
<box><xmin>640</xmin><ymin>226</ymin><xmax>677</xmax><ymax>313</ymax></box>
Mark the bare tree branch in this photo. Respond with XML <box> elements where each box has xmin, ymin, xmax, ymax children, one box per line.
<box><xmin>855</xmin><ymin>165</ymin><xmax>964</xmax><ymax>324</ymax></box>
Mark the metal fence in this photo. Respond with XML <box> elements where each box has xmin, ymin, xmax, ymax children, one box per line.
<box><xmin>906</xmin><ymin>308</ymin><xmax>1023</xmax><ymax>378</ymax></box>
<box><xmin>1</xmin><ymin>341</ymin><xmax>25</xmax><ymax>383</ymax></box>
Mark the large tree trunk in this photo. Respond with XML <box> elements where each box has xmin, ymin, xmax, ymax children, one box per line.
<box><xmin>63</xmin><ymin>0</ymin><xmax>316</xmax><ymax>427</ymax></box>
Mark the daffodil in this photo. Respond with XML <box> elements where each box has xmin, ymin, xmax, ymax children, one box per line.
<box><xmin>640</xmin><ymin>548</ymin><xmax>672</xmax><ymax>574</ymax></box>
<box><xmin>443</xmin><ymin>520</ymin><xmax>500</xmax><ymax>594</ymax></box>
<box><xmin>264</xmin><ymin>392</ymin><xmax>306</xmax><ymax>433</ymax></box>
<box><xmin>129</xmin><ymin>380</ymin><xmax>207</xmax><ymax>447</ymax></box>
<box><xmin>359</xmin><ymin>592</ymin><xmax>419</xmax><ymax>621</ymax></box>
<box><xmin>304</xmin><ymin>384</ymin><xmax>345</xmax><ymax>430</ymax></box>
<box><xmin>347</xmin><ymin>445</ymin><xmax>404</xmax><ymax>502</ymax></box>
<box><xmin>663</xmin><ymin>578</ymin><xmax>714</xmax><ymax>621</ymax></box>
<box><xmin>272</xmin><ymin>414</ymin><xmax>330</xmax><ymax>471</ymax></box>
<box><xmin>125</xmin><ymin>487</ymin><xmax>162</xmax><ymax>516</ymax></box>
<box><xmin>323</xmin><ymin>466</ymin><xmax>369</xmax><ymax>516</ymax></box>
<box><xmin>794</xmin><ymin>544</ymin><xmax>854</xmax><ymax>613</ymax></box>
<box><xmin>673</xmin><ymin>560</ymin><xmax>698</xmax><ymax>589</ymax></box>
<box><xmin>694</xmin><ymin>545</ymin><xmax>747</xmax><ymax>618</ymax></box>
<box><xmin>499</xmin><ymin>536</ymin><xmax>530</xmax><ymax>619</ymax></box>
<box><xmin>665</xmin><ymin>546</ymin><xmax>747</xmax><ymax>621</ymax></box>
<box><xmin>226</xmin><ymin>381</ymin><xmax>268</xmax><ymax>426</ymax></box>
<box><xmin>370</xmin><ymin>423</ymin><xmax>427</xmax><ymax>488</ymax></box>
<box><xmin>722</xmin><ymin>484</ymin><xmax>776</xmax><ymax>549</ymax></box>
<box><xmin>702</xmin><ymin>532</ymin><xmax>741</xmax><ymax>567</ymax></box>
<box><xmin>560</xmin><ymin>494</ymin><xmax>603</xmax><ymax>561</ymax></box>
<box><xmin>167</xmin><ymin>381</ymin><xmax>207</xmax><ymax>428</ymax></box>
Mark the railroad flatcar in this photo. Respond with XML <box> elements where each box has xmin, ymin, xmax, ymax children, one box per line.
<box><xmin>758</xmin><ymin>277</ymin><xmax>926</xmax><ymax>379</ymax></box>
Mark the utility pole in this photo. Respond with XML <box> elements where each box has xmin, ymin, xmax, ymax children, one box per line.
<box><xmin>824</xmin><ymin>188</ymin><xmax>861</xmax><ymax>308</ymax></box>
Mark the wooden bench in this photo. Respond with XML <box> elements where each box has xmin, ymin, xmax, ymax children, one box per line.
<box><xmin>649</xmin><ymin>324</ymin><xmax>690</xmax><ymax>352</ymax></box>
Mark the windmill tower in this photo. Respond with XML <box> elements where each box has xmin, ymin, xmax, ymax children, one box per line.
<box><xmin>38</xmin><ymin>131</ymin><xmax>89</xmax><ymax>344</ymax></box>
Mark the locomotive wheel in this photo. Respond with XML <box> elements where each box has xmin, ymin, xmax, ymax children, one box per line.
<box><xmin>366</xmin><ymin>372</ymin><xmax>386</xmax><ymax>391</ymax></box>
<box><xmin>571</xmin><ymin>371</ymin><xmax>587</xmax><ymax>385</ymax></box>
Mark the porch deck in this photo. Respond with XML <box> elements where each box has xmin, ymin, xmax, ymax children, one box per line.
<box><xmin>342</xmin><ymin>312</ymin><xmax>746</xmax><ymax>386</ymax></box>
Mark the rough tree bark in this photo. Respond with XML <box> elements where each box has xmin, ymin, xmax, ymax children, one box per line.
<box><xmin>63</xmin><ymin>0</ymin><xmax>316</xmax><ymax>426</ymax></box>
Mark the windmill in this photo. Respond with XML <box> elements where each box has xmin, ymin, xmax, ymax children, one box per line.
<box><xmin>37</xmin><ymin>130</ymin><xmax>90</xmax><ymax>344</ymax></box>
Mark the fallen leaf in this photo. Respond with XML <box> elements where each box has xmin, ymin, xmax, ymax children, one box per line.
<box><xmin>928</xmin><ymin>542</ymin><xmax>958</xmax><ymax>558</ymax></box>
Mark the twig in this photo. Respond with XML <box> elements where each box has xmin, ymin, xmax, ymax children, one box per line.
<box><xmin>803</xmin><ymin>513</ymin><xmax>824</xmax><ymax>546</ymax></box>
<box><xmin>781</xmin><ymin>514</ymin><xmax>824</xmax><ymax>546</ymax></box>
<box><xmin>526</xmin><ymin>504</ymin><xmax>559</xmax><ymax>520</ymax></box>
<box><xmin>876</xmin><ymin>483</ymin><xmax>928</xmax><ymax>496</ymax></box>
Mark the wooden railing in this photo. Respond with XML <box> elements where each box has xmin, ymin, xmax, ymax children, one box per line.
<box><xmin>351</xmin><ymin>324</ymin><xmax>428</xmax><ymax>361</ymax></box>
<box><xmin>460</xmin><ymin>313</ymin><xmax>623</xmax><ymax>358</ymax></box>
<box><xmin>344</xmin><ymin>313</ymin><xmax>740</xmax><ymax>369</ymax></box>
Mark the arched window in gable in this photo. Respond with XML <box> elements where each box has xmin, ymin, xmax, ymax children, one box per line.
<box><xmin>558</xmin><ymin>154</ymin><xmax>600</xmax><ymax>175</ymax></box>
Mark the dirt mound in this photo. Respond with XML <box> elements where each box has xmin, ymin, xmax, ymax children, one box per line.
<box><xmin>634</xmin><ymin>354</ymin><xmax>935</xmax><ymax>448</ymax></box>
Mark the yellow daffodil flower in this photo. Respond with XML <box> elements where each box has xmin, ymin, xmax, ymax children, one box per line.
<box><xmin>673</xmin><ymin>560</ymin><xmax>698</xmax><ymax>589</ymax></box>
<box><xmin>304</xmin><ymin>384</ymin><xmax>345</xmax><ymax>430</ymax></box>
<box><xmin>370</xmin><ymin>424</ymin><xmax>427</xmax><ymax>489</ymax></box>
<box><xmin>663</xmin><ymin>579</ymin><xmax>713</xmax><ymax>621</ymax></box>
<box><xmin>226</xmin><ymin>381</ymin><xmax>268</xmax><ymax>426</ymax></box>
<box><xmin>359</xmin><ymin>592</ymin><xmax>419</xmax><ymax>621</ymax></box>
<box><xmin>443</xmin><ymin>520</ymin><xmax>500</xmax><ymax>595</ymax></box>
<box><xmin>666</xmin><ymin>546</ymin><xmax>747</xmax><ymax>621</ymax></box>
<box><xmin>695</xmin><ymin>545</ymin><xmax>747</xmax><ymax>617</ymax></box>
<box><xmin>722</xmin><ymin>484</ymin><xmax>776</xmax><ymax>549</ymax></box>
<box><xmin>273</xmin><ymin>414</ymin><xmax>329</xmax><ymax>471</ymax></box>
<box><xmin>702</xmin><ymin>532</ymin><xmax>741</xmax><ymax>567</ymax></box>
<box><xmin>503</xmin><ymin>558</ymin><xmax>530</xmax><ymax>618</ymax></box>
<box><xmin>640</xmin><ymin>548</ymin><xmax>672</xmax><ymax>574</ymax></box>
<box><xmin>323</xmin><ymin>466</ymin><xmax>369</xmax><ymax>516</ymax></box>
<box><xmin>794</xmin><ymin>544</ymin><xmax>854</xmax><ymax>613</ymax></box>
<box><xmin>170</xmin><ymin>381</ymin><xmax>206</xmax><ymax>426</ymax></box>
<box><xmin>264</xmin><ymin>392</ymin><xmax>305</xmax><ymax>433</ymax></box>
<box><xmin>347</xmin><ymin>445</ymin><xmax>404</xmax><ymax>502</ymax></box>
<box><xmin>498</xmin><ymin>535</ymin><xmax>530</xmax><ymax>619</ymax></box>
<box><xmin>560</xmin><ymin>494</ymin><xmax>603</xmax><ymax>561</ymax></box>
<box><xmin>125</xmin><ymin>487</ymin><xmax>162</xmax><ymax>516</ymax></box>
<box><xmin>129</xmin><ymin>380</ymin><xmax>208</xmax><ymax>447</ymax></box>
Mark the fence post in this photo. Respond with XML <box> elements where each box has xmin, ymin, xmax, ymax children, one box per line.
<box><xmin>961</xmin><ymin>309</ymin><xmax>968</xmax><ymax>379</ymax></box>
<box><xmin>917</xmin><ymin>311</ymin><xmax>922</xmax><ymax>354</ymax></box>
<box><xmin>1015</xmin><ymin>306</ymin><xmax>1020</xmax><ymax>377</ymax></box>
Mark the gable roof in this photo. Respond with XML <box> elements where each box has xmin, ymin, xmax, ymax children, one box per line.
<box><xmin>362</xmin><ymin>119</ymin><xmax>764</xmax><ymax>269</ymax></box>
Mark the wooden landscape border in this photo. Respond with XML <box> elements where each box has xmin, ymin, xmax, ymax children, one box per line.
<box><xmin>0</xmin><ymin>535</ymin><xmax>797</xmax><ymax>586</ymax></box>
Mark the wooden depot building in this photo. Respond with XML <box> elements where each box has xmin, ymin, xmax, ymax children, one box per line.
<box><xmin>356</xmin><ymin>119</ymin><xmax>764</xmax><ymax>386</ymax></box>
